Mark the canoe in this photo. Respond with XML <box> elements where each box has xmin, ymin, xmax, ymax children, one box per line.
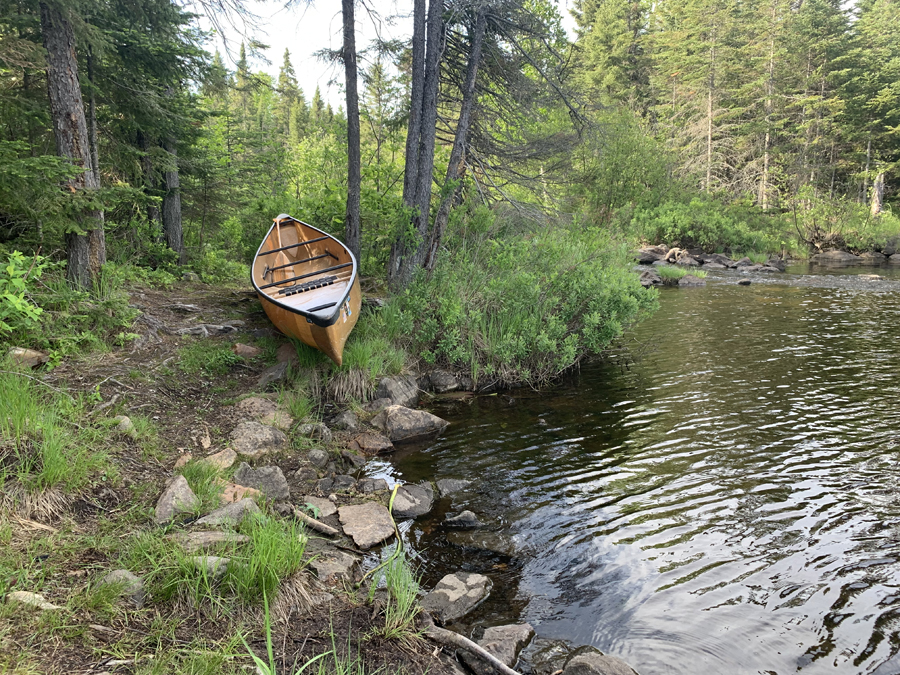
<box><xmin>252</xmin><ymin>214</ymin><xmax>361</xmax><ymax>366</ymax></box>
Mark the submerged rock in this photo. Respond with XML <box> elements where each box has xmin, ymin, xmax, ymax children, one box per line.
<box><xmin>445</xmin><ymin>510</ymin><xmax>482</xmax><ymax>529</ymax></box>
<box><xmin>392</xmin><ymin>483</ymin><xmax>435</xmax><ymax>518</ymax></box>
<box><xmin>462</xmin><ymin>624</ymin><xmax>535</xmax><ymax>675</ymax></box>
<box><xmin>563</xmin><ymin>651</ymin><xmax>639</xmax><ymax>675</ymax></box>
<box><xmin>437</xmin><ymin>478</ymin><xmax>471</xmax><ymax>497</ymax></box>
<box><xmin>421</xmin><ymin>572</ymin><xmax>492</xmax><ymax>624</ymax></box>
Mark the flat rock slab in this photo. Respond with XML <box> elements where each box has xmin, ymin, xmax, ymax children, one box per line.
<box><xmin>99</xmin><ymin>569</ymin><xmax>145</xmax><ymax>608</ymax></box>
<box><xmin>6</xmin><ymin>591</ymin><xmax>60</xmax><ymax>610</ymax></box>
<box><xmin>392</xmin><ymin>483</ymin><xmax>435</xmax><ymax>519</ymax></box>
<box><xmin>230</xmin><ymin>421</ymin><xmax>287</xmax><ymax>459</ymax></box>
<box><xmin>155</xmin><ymin>475</ymin><xmax>199</xmax><ymax>525</ymax></box>
<box><xmin>462</xmin><ymin>623</ymin><xmax>535</xmax><ymax>675</ymax></box>
<box><xmin>236</xmin><ymin>397</ymin><xmax>293</xmax><ymax>430</ymax></box>
<box><xmin>170</xmin><ymin>530</ymin><xmax>250</xmax><ymax>553</ymax></box>
<box><xmin>219</xmin><ymin>482</ymin><xmax>261</xmax><ymax>504</ymax></box>
<box><xmin>338</xmin><ymin>503</ymin><xmax>395</xmax><ymax>549</ymax></box>
<box><xmin>563</xmin><ymin>652</ymin><xmax>639</xmax><ymax>675</ymax></box>
<box><xmin>436</xmin><ymin>478</ymin><xmax>471</xmax><ymax>497</ymax></box>
<box><xmin>199</xmin><ymin>448</ymin><xmax>237</xmax><ymax>471</ymax></box>
<box><xmin>375</xmin><ymin>375</ymin><xmax>419</xmax><ymax>408</ymax></box>
<box><xmin>371</xmin><ymin>405</ymin><xmax>449</xmax><ymax>442</ymax></box>
<box><xmin>421</xmin><ymin>572</ymin><xmax>492</xmax><ymax>624</ymax></box>
<box><xmin>301</xmin><ymin>496</ymin><xmax>337</xmax><ymax>519</ymax></box>
<box><xmin>357</xmin><ymin>478</ymin><xmax>389</xmax><ymax>494</ymax></box>
<box><xmin>310</xmin><ymin>549</ymin><xmax>361</xmax><ymax>583</ymax></box>
<box><xmin>232</xmin><ymin>463</ymin><xmax>290</xmax><ymax>501</ymax></box>
<box><xmin>194</xmin><ymin>498</ymin><xmax>261</xmax><ymax>528</ymax></box>
<box><xmin>349</xmin><ymin>432</ymin><xmax>394</xmax><ymax>455</ymax></box>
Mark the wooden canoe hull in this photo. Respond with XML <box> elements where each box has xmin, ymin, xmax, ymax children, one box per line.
<box><xmin>251</xmin><ymin>215</ymin><xmax>361</xmax><ymax>366</ymax></box>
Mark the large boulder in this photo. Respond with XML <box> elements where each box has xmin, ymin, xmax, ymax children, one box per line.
<box><xmin>733</xmin><ymin>256</ymin><xmax>753</xmax><ymax>267</ymax></box>
<box><xmin>230</xmin><ymin>421</ymin><xmax>287</xmax><ymax>459</ymax></box>
<box><xmin>338</xmin><ymin>503</ymin><xmax>395</xmax><ymax>549</ymax></box>
<box><xmin>429</xmin><ymin>370</ymin><xmax>460</xmax><ymax>394</ymax></box>
<box><xmin>349</xmin><ymin>432</ymin><xmax>394</xmax><ymax>455</ymax></box>
<box><xmin>858</xmin><ymin>251</ymin><xmax>886</xmax><ymax>262</ymax></box>
<box><xmin>232</xmin><ymin>463</ymin><xmax>290</xmax><ymax>501</ymax></box>
<box><xmin>675</xmin><ymin>251</ymin><xmax>700</xmax><ymax>266</ymax></box>
<box><xmin>421</xmin><ymin>572</ymin><xmax>492</xmax><ymax>624</ymax></box>
<box><xmin>392</xmin><ymin>483</ymin><xmax>435</xmax><ymax>518</ymax></box>
<box><xmin>634</xmin><ymin>247</ymin><xmax>665</xmax><ymax>264</ymax></box>
<box><xmin>154</xmin><ymin>476</ymin><xmax>199</xmax><ymax>525</ymax></box>
<box><xmin>563</xmin><ymin>652</ymin><xmax>639</xmax><ymax>675</ymax></box>
<box><xmin>812</xmin><ymin>250</ymin><xmax>859</xmax><ymax>263</ymax></box>
<box><xmin>375</xmin><ymin>375</ymin><xmax>419</xmax><ymax>408</ymax></box>
<box><xmin>371</xmin><ymin>405</ymin><xmax>449</xmax><ymax>442</ymax></box>
<box><xmin>889</xmin><ymin>253</ymin><xmax>900</xmax><ymax>264</ymax></box>
<box><xmin>462</xmin><ymin>624</ymin><xmax>535</xmax><ymax>675</ymax></box>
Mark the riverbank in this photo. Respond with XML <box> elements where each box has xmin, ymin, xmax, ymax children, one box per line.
<box><xmin>0</xmin><ymin>280</ymin><xmax>638</xmax><ymax>674</ymax></box>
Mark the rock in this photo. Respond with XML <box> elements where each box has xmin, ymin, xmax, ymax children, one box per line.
<box><xmin>298</xmin><ymin>422</ymin><xmax>332</xmax><ymax>443</ymax></box>
<box><xmin>678</xmin><ymin>274</ymin><xmax>706</xmax><ymax>287</ymax></box>
<box><xmin>703</xmin><ymin>262</ymin><xmax>727</xmax><ymax>270</ymax></box>
<box><xmin>634</xmin><ymin>247</ymin><xmax>665</xmax><ymax>264</ymax></box>
<box><xmin>437</xmin><ymin>478</ymin><xmax>471</xmax><ymax>497</ymax></box>
<box><xmin>421</xmin><ymin>572</ymin><xmax>492</xmax><ymax>624</ymax></box>
<box><xmin>429</xmin><ymin>370</ymin><xmax>460</xmax><ymax>394</ymax></box>
<box><xmin>392</xmin><ymin>483</ymin><xmax>435</xmax><ymax>518</ymax></box>
<box><xmin>675</xmin><ymin>252</ymin><xmax>700</xmax><ymax>266</ymax></box>
<box><xmin>331</xmin><ymin>474</ymin><xmax>356</xmax><ymax>491</ymax></box>
<box><xmin>99</xmin><ymin>570</ymin><xmax>145</xmax><ymax>608</ymax></box>
<box><xmin>183</xmin><ymin>271</ymin><xmax>200</xmax><ymax>282</ymax></box>
<box><xmin>737</xmin><ymin>279</ymin><xmax>751</xmax><ymax>286</ymax></box>
<box><xmin>219</xmin><ymin>483</ymin><xmax>261</xmax><ymax>504</ymax></box>
<box><xmin>638</xmin><ymin>269</ymin><xmax>661</xmax><ymax>287</ymax></box>
<box><xmin>706</xmin><ymin>253</ymin><xmax>734</xmax><ymax>267</ymax></box>
<box><xmin>445</xmin><ymin>510</ymin><xmax>482</xmax><ymax>529</ymax></box>
<box><xmin>563</xmin><ymin>652</ymin><xmax>639</xmax><ymax>675</ymax></box>
<box><xmin>357</xmin><ymin>477</ymin><xmax>389</xmax><ymax>494</ymax></box>
<box><xmin>349</xmin><ymin>432</ymin><xmax>394</xmax><ymax>455</ymax></box>
<box><xmin>194</xmin><ymin>498</ymin><xmax>261</xmax><ymax>527</ymax></box>
<box><xmin>338</xmin><ymin>503</ymin><xmax>395</xmax><ymax>549</ymax></box>
<box><xmin>860</xmin><ymin>274</ymin><xmax>884</xmax><ymax>280</ymax></box>
<box><xmin>741</xmin><ymin>264</ymin><xmax>764</xmax><ymax>272</ymax></box>
<box><xmin>331</xmin><ymin>410</ymin><xmax>359</xmax><ymax>431</ymax></box>
<box><xmin>191</xmin><ymin>556</ymin><xmax>230</xmax><ymax>581</ymax></box>
<box><xmin>341</xmin><ymin>450</ymin><xmax>366</xmax><ymax>468</ymax></box>
<box><xmin>258</xmin><ymin>361</ymin><xmax>289</xmax><ymax>389</ymax></box>
<box><xmin>316</xmin><ymin>477</ymin><xmax>334</xmax><ymax>492</ymax></box>
<box><xmin>154</xmin><ymin>476</ymin><xmax>199</xmax><ymax>525</ymax></box>
<box><xmin>230</xmin><ymin>421</ymin><xmax>287</xmax><ymax>459</ymax></box>
<box><xmin>362</xmin><ymin>397</ymin><xmax>393</xmax><ymax>413</ymax></box>
<box><xmin>232</xmin><ymin>463</ymin><xmax>290</xmax><ymax>501</ymax></box>
<box><xmin>759</xmin><ymin>265</ymin><xmax>782</xmax><ymax>273</ymax></box>
<box><xmin>295</xmin><ymin>466</ymin><xmax>318</xmax><ymax>482</ymax></box>
<box><xmin>733</xmin><ymin>256</ymin><xmax>753</xmax><ymax>267</ymax></box>
<box><xmin>375</xmin><ymin>375</ymin><xmax>419</xmax><ymax>408</ymax></box>
<box><xmin>524</xmin><ymin>639</ymin><xmax>573</xmax><ymax>675</ymax></box>
<box><xmin>7</xmin><ymin>347</ymin><xmax>49</xmax><ymax>369</ymax></box>
<box><xmin>363</xmin><ymin>296</ymin><xmax>386</xmax><ymax>309</ymax></box>
<box><xmin>276</xmin><ymin>343</ymin><xmax>298</xmax><ymax>364</ymax></box>
<box><xmin>199</xmin><ymin>448</ymin><xmax>237</xmax><ymax>471</ymax></box>
<box><xmin>308</xmin><ymin>448</ymin><xmax>330</xmax><ymax>468</ymax></box>
<box><xmin>173</xmin><ymin>453</ymin><xmax>192</xmax><ymax>470</ymax></box>
<box><xmin>170</xmin><ymin>531</ymin><xmax>250</xmax><ymax>553</ymax></box>
<box><xmin>371</xmin><ymin>405</ymin><xmax>449</xmax><ymax>442</ymax></box>
<box><xmin>310</xmin><ymin>550</ymin><xmax>361</xmax><ymax>583</ymax></box>
<box><xmin>236</xmin><ymin>396</ymin><xmax>277</xmax><ymax>417</ymax></box>
<box><xmin>6</xmin><ymin>591</ymin><xmax>60</xmax><ymax>610</ymax></box>
<box><xmin>446</xmin><ymin>531</ymin><xmax>517</xmax><ymax>557</ymax></box>
<box><xmin>114</xmin><ymin>415</ymin><xmax>137</xmax><ymax>439</ymax></box>
<box><xmin>232</xmin><ymin>343</ymin><xmax>261</xmax><ymax>358</ymax></box>
<box><xmin>765</xmin><ymin>257</ymin><xmax>786</xmax><ymax>271</ymax></box>
<box><xmin>813</xmin><ymin>250</ymin><xmax>859</xmax><ymax>263</ymax></box>
<box><xmin>890</xmin><ymin>253</ymin><xmax>900</xmax><ymax>264</ymax></box>
<box><xmin>859</xmin><ymin>251</ymin><xmax>886</xmax><ymax>261</ymax></box>
<box><xmin>300</xmin><ymin>496</ymin><xmax>337</xmax><ymax>519</ymax></box>
<box><xmin>462</xmin><ymin>624</ymin><xmax>535</xmax><ymax>675</ymax></box>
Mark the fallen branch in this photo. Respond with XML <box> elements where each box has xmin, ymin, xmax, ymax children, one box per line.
<box><xmin>418</xmin><ymin>612</ymin><xmax>523</xmax><ymax>675</ymax></box>
<box><xmin>292</xmin><ymin>507</ymin><xmax>339</xmax><ymax>536</ymax></box>
<box><xmin>91</xmin><ymin>393</ymin><xmax>120</xmax><ymax>416</ymax></box>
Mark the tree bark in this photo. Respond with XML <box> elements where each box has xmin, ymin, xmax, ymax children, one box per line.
<box><xmin>40</xmin><ymin>0</ymin><xmax>105</xmax><ymax>290</ymax></box>
<box><xmin>162</xmin><ymin>137</ymin><xmax>184</xmax><ymax>264</ymax></box>
<box><xmin>424</xmin><ymin>8</ymin><xmax>487</xmax><ymax>272</ymax></box>
<box><xmin>342</xmin><ymin>0</ymin><xmax>361</xmax><ymax>261</ymax></box>
<box><xmin>138</xmin><ymin>130</ymin><xmax>160</xmax><ymax>230</ymax></box>
<box><xmin>870</xmin><ymin>172</ymin><xmax>884</xmax><ymax>217</ymax></box>
<box><xmin>86</xmin><ymin>45</ymin><xmax>99</xmax><ymax>186</ymax></box>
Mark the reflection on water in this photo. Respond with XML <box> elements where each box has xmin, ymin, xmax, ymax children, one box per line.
<box><xmin>380</xmin><ymin>267</ymin><xmax>900</xmax><ymax>675</ymax></box>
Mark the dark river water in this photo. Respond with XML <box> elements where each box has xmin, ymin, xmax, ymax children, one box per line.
<box><xmin>373</xmin><ymin>262</ymin><xmax>900</xmax><ymax>675</ymax></box>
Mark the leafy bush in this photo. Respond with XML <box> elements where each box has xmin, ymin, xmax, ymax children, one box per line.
<box><xmin>0</xmin><ymin>251</ymin><xmax>48</xmax><ymax>335</ymax></box>
<box><xmin>388</xmin><ymin>208</ymin><xmax>657</xmax><ymax>384</ymax></box>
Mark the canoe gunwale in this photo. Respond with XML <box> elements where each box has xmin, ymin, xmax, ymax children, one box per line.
<box><xmin>251</xmin><ymin>215</ymin><xmax>358</xmax><ymax>329</ymax></box>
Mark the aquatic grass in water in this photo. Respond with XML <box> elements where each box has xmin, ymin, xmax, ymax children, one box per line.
<box><xmin>656</xmin><ymin>266</ymin><xmax>707</xmax><ymax>280</ymax></box>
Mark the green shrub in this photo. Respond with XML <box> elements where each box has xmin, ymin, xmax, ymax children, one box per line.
<box><xmin>389</xmin><ymin>209</ymin><xmax>657</xmax><ymax>384</ymax></box>
<box><xmin>0</xmin><ymin>251</ymin><xmax>48</xmax><ymax>335</ymax></box>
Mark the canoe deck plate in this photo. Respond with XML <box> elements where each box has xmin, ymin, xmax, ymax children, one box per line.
<box><xmin>277</xmin><ymin>275</ymin><xmax>338</xmax><ymax>297</ymax></box>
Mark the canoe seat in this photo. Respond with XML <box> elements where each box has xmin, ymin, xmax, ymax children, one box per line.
<box><xmin>277</xmin><ymin>275</ymin><xmax>338</xmax><ymax>297</ymax></box>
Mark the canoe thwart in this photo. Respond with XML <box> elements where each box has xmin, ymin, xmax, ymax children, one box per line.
<box><xmin>257</xmin><ymin>235</ymin><xmax>329</xmax><ymax>257</ymax></box>
<box><xmin>307</xmin><ymin>302</ymin><xmax>337</xmax><ymax>312</ymax></box>
<box><xmin>258</xmin><ymin>262</ymin><xmax>353</xmax><ymax>290</ymax></box>
<box><xmin>264</xmin><ymin>251</ymin><xmax>339</xmax><ymax>279</ymax></box>
<box><xmin>277</xmin><ymin>275</ymin><xmax>338</xmax><ymax>297</ymax></box>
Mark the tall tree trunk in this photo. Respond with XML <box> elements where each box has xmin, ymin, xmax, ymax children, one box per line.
<box><xmin>40</xmin><ymin>1</ymin><xmax>105</xmax><ymax>290</ymax></box>
<box><xmin>759</xmin><ymin>2</ymin><xmax>776</xmax><ymax>211</ymax></box>
<box><xmin>162</xmin><ymin>137</ymin><xmax>184</xmax><ymax>264</ymax></box>
<box><xmin>862</xmin><ymin>136</ymin><xmax>871</xmax><ymax>205</ymax></box>
<box><xmin>870</xmin><ymin>172</ymin><xmax>884</xmax><ymax>216</ymax></box>
<box><xmin>705</xmin><ymin>34</ymin><xmax>715</xmax><ymax>193</ymax></box>
<box><xmin>138</xmin><ymin>131</ymin><xmax>161</xmax><ymax>230</ymax></box>
<box><xmin>424</xmin><ymin>8</ymin><xmax>487</xmax><ymax>272</ymax></box>
<box><xmin>342</xmin><ymin>0</ymin><xmax>361</xmax><ymax>261</ymax></box>
<box><xmin>86</xmin><ymin>45</ymin><xmax>99</xmax><ymax>186</ymax></box>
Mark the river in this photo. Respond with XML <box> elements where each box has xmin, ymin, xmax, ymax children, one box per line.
<box><xmin>376</xmin><ymin>262</ymin><xmax>900</xmax><ymax>675</ymax></box>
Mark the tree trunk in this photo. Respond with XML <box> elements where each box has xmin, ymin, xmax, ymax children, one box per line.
<box><xmin>86</xmin><ymin>45</ymin><xmax>99</xmax><ymax>186</ymax></box>
<box><xmin>862</xmin><ymin>136</ymin><xmax>871</xmax><ymax>205</ymax></box>
<box><xmin>759</xmin><ymin>2</ymin><xmax>776</xmax><ymax>211</ymax></box>
<box><xmin>138</xmin><ymin>131</ymin><xmax>160</xmax><ymax>231</ymax></box>
<box><xmin>424</xmin><ymin>8</ymin><xmax>487</xmax><ymax>272</ymax></box>
<box><xmin>705</xmin><ymin>37</ymin><xmax>715</xmax><ymax>193</ymax></box>
<box><xmin>40</xmin><ymin>0</ymin><xmax>105</xmax><ymax>290</ymax></box>
<box><xmin>870</xmin><ymin>172</ymin><xmax>884</xmax><ymax>217</ymax></box>
<box><xmin>162</xmin><ymin>137</ymin><xmax>184</xmax><ymax>264</ymax></box>
<box><xmin>342</xmin><ymin>0</ymin><xmax>361</xmax><ymax>261</ymax></box>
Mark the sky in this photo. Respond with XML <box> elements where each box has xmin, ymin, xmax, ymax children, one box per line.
<box><xmin>213</xmin><ymin>0</ymin><xmax>577</xmax><ymax>109</ymax></box>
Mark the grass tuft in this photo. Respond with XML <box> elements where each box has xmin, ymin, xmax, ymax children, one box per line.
<box><xmin>177</xmin><ymin>341</ymin><xmax>243</xmax><ymax>377</ymax></box>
